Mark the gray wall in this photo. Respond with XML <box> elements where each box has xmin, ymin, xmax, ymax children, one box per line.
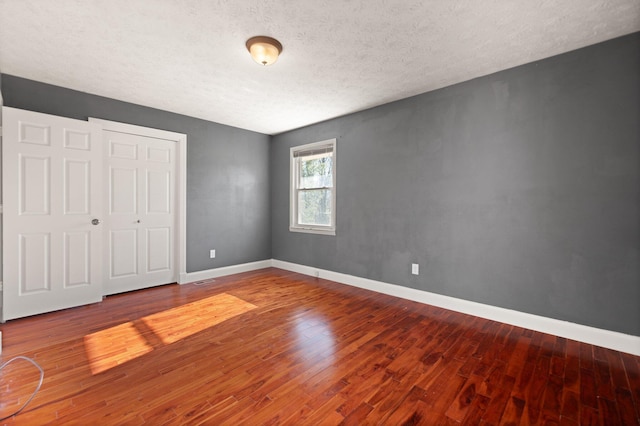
<box><xmin>1</xmin><ymin>75</ymin><xmax>271</xmax><ymax>273</ymax></box>
<box><xmin>0</xmin><ymin>73</ymin><xmax>3</xmax><ymax>307</ymax></box>
<box><xmin>271</xmin><ymin>33</ymin><xmax>640</xmax><ymax>336</ymax></box>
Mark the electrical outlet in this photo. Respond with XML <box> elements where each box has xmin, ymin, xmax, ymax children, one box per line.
<box><xmin>210</xmin><ymin>249</ymin><xmax>216</xmax><ymax>259</ymax></box>
<box><xmin>411</xmin><ymin>263</ymin><xmax>419</xmax><ymax>275</ymax></box>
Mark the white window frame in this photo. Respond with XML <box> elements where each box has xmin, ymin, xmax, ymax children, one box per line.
<box><xmin>290</xmin><ymin>138</ymin><xmax>337</xmax><ymax>236</ymax></box>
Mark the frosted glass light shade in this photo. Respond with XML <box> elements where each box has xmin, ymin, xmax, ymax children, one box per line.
<box><xmin>246</xmin><ymin>36</ymin><xmax>283</xmax><ymax>66</ymax></box>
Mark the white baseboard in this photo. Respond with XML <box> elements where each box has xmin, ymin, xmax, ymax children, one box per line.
<box><xmin>180</xmin><ymin>260</ymin><xmax>272</xmax><ymax>284</ymax></box>
<box><xmin>272</xmin><ymin>259</ymin><xmax>640</xmax><ymax>356</ymax></box>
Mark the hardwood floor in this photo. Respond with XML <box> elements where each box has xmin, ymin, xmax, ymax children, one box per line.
<box><xmin>0</xmin><ymin>267</ymin><xmax>638</xmax><ymax>425</ymax></box>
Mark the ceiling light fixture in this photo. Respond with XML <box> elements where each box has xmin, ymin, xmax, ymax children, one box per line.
<box><xmin>246</xmin><ymin>36</ymin><xmax>283</xmax><ymax>66</ymax></box>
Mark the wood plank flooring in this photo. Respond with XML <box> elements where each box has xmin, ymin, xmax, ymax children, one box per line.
<box><xmin>0</xmin><ymin>267</ymin><xmax>638</xmax><ymax>424</ymax></box>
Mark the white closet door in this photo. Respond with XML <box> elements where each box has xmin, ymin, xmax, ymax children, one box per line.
<box><xmin>103</xmin><ymin>130</ymin><xmax>176</xmax><ymax>295</ymax></box>
<box><xmin>2</xmin><ymin>107</ymin><xmax>103</xmax><ymax>321</ymax></box>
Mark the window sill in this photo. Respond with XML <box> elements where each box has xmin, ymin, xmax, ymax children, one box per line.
<box><xmin>289</xmin><ymin>226</ymin><xmax>336</xmax><ymax>236</ymax></box>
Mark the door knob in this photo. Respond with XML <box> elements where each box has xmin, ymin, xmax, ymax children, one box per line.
<box><xmin>136</xmin><ymin>219</ymin><xmax>141</xmax><ymax>223</ymax></box>
<box><xmin>91</xmin><ymin>218</ymin><xmax>101</xmax><ymax>225</ymax></box>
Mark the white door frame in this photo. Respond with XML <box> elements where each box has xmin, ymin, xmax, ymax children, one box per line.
<box><xmin>89</xmin><ymin>118</ymin><xmax>187</xmax><ymax>285</ymax></box>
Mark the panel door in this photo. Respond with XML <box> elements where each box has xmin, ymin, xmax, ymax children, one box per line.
<box><xmin>103</xmin><ymin>130</ymin><xmax>176</xmax><ymax>295</ymax></box>
<box><xmin>2</xmin><ymin>107</ymin><xmax>103</xmax><ymax>321</ymax></box>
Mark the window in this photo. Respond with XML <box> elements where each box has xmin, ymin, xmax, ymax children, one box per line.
<box><xmin>290</xmin><ymin>139</ymin><xmax>336</xmax><ymax>235</ymax></box>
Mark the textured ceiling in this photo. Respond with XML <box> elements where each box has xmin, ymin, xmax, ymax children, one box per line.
<box><xmin>1</xmin><ymin>0</ymin><xmax>639</xmax><ymax>135</ymax></box>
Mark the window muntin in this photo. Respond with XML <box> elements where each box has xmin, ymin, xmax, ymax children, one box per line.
<box><xmin>290</xmin><ymin>139</ymin><xmax>336</xmax><ymax>235</ymax></box>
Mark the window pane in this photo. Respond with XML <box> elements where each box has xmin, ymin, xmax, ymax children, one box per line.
<box><xmin>298</xmin><ymin>189</ymin><xmax>332</xmax><ymax>226</ymax></box>
<box><xmin>299</xmin><ymin>155</ymin><xmax>333</xmax><ymax>189</ymax></box>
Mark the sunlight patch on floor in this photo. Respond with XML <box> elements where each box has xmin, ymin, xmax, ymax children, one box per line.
<box><xmin>83</xmin><ymin>322</ymin><xmax>154</xmax><ymax>374</ymax></box>
<box><xmin>83</xmin><ymin>293</ymin><xmax>257</xmax><ymax>375</ymax></box>
<box><xmin>143</xmin><ymin>293</ymin><xmax>258</xmax><ymax>344</ymax></box>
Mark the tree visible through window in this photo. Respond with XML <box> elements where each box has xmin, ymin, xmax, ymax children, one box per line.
<box><xmin>290</xmin><ymin>139</ymin><xmax>336</xmax><ymax>235</ymax></box>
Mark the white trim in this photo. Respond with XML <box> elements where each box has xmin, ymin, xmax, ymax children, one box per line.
<box><xmin>289</xmin><ymin>226</ymin><xmax>336</xmax><ymax>236</ymax></box>
<box><xmin>88</xmin><ymin>118</ymin><xmax>187</xmax><ymax>285</ymax></box>
<box><xmin>182</xmin><ymin>260</ymin><xmax>272</xmax><ymax>283</ymax></box>
<box><xmin>89</xmin><ymin>119</ymin><xmax>184</xmax><ymax>141</ymax></box>
<box><xmin>271</xmin><ymin>259</ymin><xmax>640</xmax><ymax>356</ymax></box>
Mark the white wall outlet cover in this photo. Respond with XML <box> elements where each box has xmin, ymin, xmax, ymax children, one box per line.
<box><xmin>210</xmin><ymin>250</ymin><xmax>216</xmax><ymax>258</ymax></box>
<box><xmin>411</xmin><ymin>263</ymin><xmax>419</xmax><ymax>275</ymax></box>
